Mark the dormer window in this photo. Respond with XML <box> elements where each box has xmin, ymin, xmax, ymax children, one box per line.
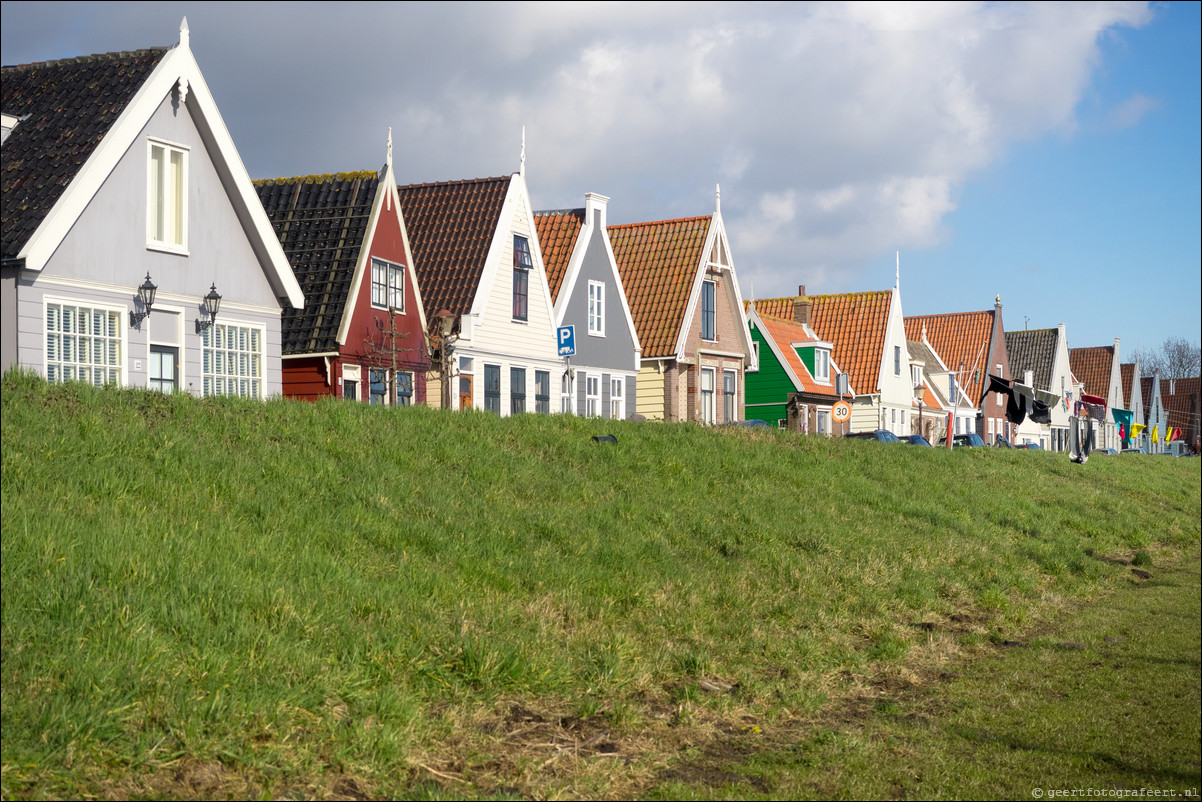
<box><xmin>147</xmin><ymin>138</ymin><xmax>188</xmax><ymax>251</ymax></box>
<box><xmin>814</xmin><ymin>348</ymin><xmax>830</xmax><ymax>382</ymax></box>
<box><xmin>371</xmin><ymin>258</ymin><xmax>404</xmax><ymax>311</ymax></box>
<box><xmin>1</xmin><ymin>113</ymin><xmax>19</xmax><ymax>145</ymax></box>
<box><xmin>513</xmin><ymin>235</ymin><xmax>532</xmax><ymax>321</ymax></box>
<box><xmin>911</xmin><ymin>365</ymin><xmax>922</xmax><ymax>388</ymax></box>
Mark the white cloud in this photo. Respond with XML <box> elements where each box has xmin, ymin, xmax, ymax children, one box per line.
<box><xmin>1108</xmin><ymin>93</ymin><xmax>1160</xmax><ymax>129</ymax></box>
<box><xmin>0</xmin><ymin>1</ymin><xmax>1156</xmax><ymax>297</ymax></box>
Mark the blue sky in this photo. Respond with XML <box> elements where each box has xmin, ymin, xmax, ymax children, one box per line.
<box><xmin>2</xmin><ymin>1</ymin><xmax>1198</xmax><ymax>360</ymax></box>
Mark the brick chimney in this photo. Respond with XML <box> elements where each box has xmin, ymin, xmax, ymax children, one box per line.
<box><xmin>793</xmin><ymin>296</ymin><xmax>813</xmax><ymax>326</ymax></box>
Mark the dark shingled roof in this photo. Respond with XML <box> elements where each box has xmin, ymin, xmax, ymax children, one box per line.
<box><xmin>2</xmin><ymin>48</ymin><xmax>168</xmax><ymax>261</ymax></box>
<box><xmin>1006</xmin><ymin>328</ymin><xmax>1058</xmax><ymax>390</ymax></box>
<box><xmin>396</xmin><ymin>176</ymin><xmax>511</xmax><ymax>325</ymax></box>
<box><xmin>255</xmin><ymin>172</ymin><xmax>379</xmax><ymax>355</ymax></box>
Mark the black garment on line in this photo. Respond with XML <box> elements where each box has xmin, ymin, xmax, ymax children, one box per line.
<box><xmin>980</xmin><ymin>373</ymin><xmax>1027</xmax><ymax>425</ymax></box>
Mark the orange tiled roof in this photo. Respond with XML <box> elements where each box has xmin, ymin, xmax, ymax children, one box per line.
<box><xmin>755</xmin><ymin>291</ymin><xmax>892</xmax><ymax>396</ymax></box>
<box><xmin>1120</xmin><ymin>363</ymin><xmax>1136</xmax><ymax>407</ymax></box>
<box><xmin>608</xmin><ymin>215</ymin><xmax>711</xmax><ymax>359</ymax></box>
<box><xmin>1069</xmin><ymin>346</ymin><xmax>1116</xmax><ymax>401</ymax></box>
<box><xmin>533</xmin><ymin>209</ymin><xmax>584</xmax><ymax>303</ymax></box>
<box><xmin>755</xmin><ymin>312</ymin><xmax>838</xmax><ymax>397</ymax></box>
<box><xmin>904</xmin><ymin>311</ymin><xmax>996</xmax><ymax>403</ymax></box>
<box><xmin>396</xmin><ymin>176</ymin><xmax>511</xmax><ymax>324</ymax></box>
<box><xmin>1161</xmin><ymin>377</ymin><xmax>1200</xmax><ymax>435</ymax></box>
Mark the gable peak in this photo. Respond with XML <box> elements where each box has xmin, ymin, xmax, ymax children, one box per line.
<box><xmin>178</xmin><ymin>17</ymin><xmax>189</xmax><ymax>50</ymax></box>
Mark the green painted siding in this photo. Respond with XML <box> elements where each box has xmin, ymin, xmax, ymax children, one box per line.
<box><xmin>744</xmin><ymin>325</ymin><xmax>794</xmax><ymax>426</ymax></box>
<box><xmin>797</xmin><ymin>345</ymin><xmax>815</xmax><ymax>375</ymax></box>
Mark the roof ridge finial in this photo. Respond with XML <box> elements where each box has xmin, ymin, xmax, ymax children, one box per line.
<box><xmin>895</xmin><ymin>251</ymin><xmax>900</xmax><ymax>289</ymax></box>
<box><xmin>520</xmin><ymin>126</ymin><xmax>526</xmax><ymax>177</ymax></box>
<box><xmin>716</xmin><ymin>183</ymin><xmax>721</xmax><ymax>215</ymax></box>
<box><xmin>386</xmin><ymin>127</ymin><xmax>393</xmax><ymax>171</ymax></box>
<box><xmin>179</xmin><ymin>17</ymin><xmax>189</xmax><ymax>49</ymax></box>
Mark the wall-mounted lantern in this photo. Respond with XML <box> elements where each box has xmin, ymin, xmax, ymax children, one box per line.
<box><xmin>196</xmin><ymin>283</ymin><xmax>222</xmax><ymax>333</ymax></box>
<box><xmin>128</xmin><ymin>273</ymin><xmax>157</xmax><ymax>327</ymax></box>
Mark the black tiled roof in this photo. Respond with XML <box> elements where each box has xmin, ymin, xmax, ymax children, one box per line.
<box><xmin>1006</xmin><ymin>328</ymin><xmax>1057</xmax><ymax>390</ymax></box>
<box><xmin>396</xmin><ymin>176</ymin><xmax>510</xmax><ymax>327</ymax></box>
<box><xmin>254</xmin><ymin>172</ymin><xmax>379</xmax><ymax>355</ymax></box>
<box><xmin>2</xmin><ymin>48</ymin><xmax>167</xmax><ymax>261</ymax></box>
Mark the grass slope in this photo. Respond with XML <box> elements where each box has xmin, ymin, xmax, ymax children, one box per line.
<box><xmin>1</xmin><ymin>373</ymin><xmax>1198</xmax><ymax>799</ymax></box>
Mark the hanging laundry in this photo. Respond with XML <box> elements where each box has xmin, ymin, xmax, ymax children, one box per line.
<box><xmin>1131</xmin><ymin>423</ymin><xmax>1145</xmax><ymax>439</ymax></box>
<box><xmin>1112</xmin><ymin>408</ymin><xmax>1133</xmax><ymax>448</ymax></box>
<box><xmin>980</xmin><ymin>374</ymin><xmax>1027</xmax><ymax>425</ymax></box>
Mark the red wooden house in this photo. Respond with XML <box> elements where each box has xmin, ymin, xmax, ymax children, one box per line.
<box><xmin>254</xmin><ymin>134</ymin><xmax>428</xmax><ymax>404</ymax></box>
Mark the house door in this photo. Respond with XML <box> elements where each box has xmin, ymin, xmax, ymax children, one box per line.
<box><xmin>458</xmin><ymin>375</ymin><xmax>473</xmax><ymax>411</ymax></box>
<box><xmin>148</xmin><ymin>345</ymin><xmax>178</xmax><ymax>393</ymax></box>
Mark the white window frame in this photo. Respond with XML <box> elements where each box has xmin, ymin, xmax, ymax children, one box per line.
<box><xmin>814</xmin><ymin>348</ymin><xmax>830</xmax><ymax>383</ymax></box>
<box><xmin>44</xmin><ymin>298</ymin><xmax>126</xmax><ymax>387</ymax></box>
<box><xmin>817</xmin><ymin>408</ymin><xmax>830</xmax><ymax>435</ymax></box>
<box><xmin>561</xmin><ymin>372</ymin><xmax>574</xmax><ymax>414</ymax></box>
<box><xmin>371</xmin><ymin>258</ymin><xmax>405</xmax><ymax>312</ymax></box>
<box><xmin>586</xmin><ymin>374</ymin><xmax>600</xmax><ymax>418</ymax></box>
<box><xmin>588</xmin><ymin>280</ymin><xmax>605</xmax><ymax>336</ymax></box>
<box><xmin>723</xmin><ymin>369</ymin><xmax>737</xmax><ymax>423</ymax></box>
<box><xmin>700</xmin><ymin>367</ymin><xmax>716</xmax><ymax>424</ymax></box>
<box><xmin>609</xmin><ymin>376</ymin><xmax>624</xmax><ymax>420</ymax></box>
<box><xmin>202</xmin><ymin>320</ymin><xmax>266</xmax><ymax>399</ymax></box>
<box><xmin>146</xmin><ymin>137</ymin><xmax>188</xmax><ymax>253</ymax></box>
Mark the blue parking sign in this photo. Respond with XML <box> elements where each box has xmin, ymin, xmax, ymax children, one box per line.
<box><xmin>557</xmin><ymin>325</ymin><xmax>576</xmax><ymax>356</ymax></box>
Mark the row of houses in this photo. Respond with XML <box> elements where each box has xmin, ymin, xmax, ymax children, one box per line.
<box><xmin>3</xmin><ymin>24</ymin><xmax>1197</xmax><ymax>453</ymax></box>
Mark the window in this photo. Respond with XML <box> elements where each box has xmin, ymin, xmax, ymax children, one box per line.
<box><xmin>723</xmin><ymin>369</ymin><xmax>737</xmax><ymax>423</ymax></box>
<box><xmin>369</xmin><ymin>368</ymin><xmax>387</xmax><ymax>405</ymax></box>
<box><xmin>510</xmin><ymin>367</ymin><xmax>526</xmax><ymax>414</ymax></box>
<box><xmin>535</xmin><ymin>371</ymin><xmax>550</xmax><ymax>414</ymax></box>
<box><xmin>586</xmin><ymin>375</ymin><xmax>600</xmax><ymax>417</ymax></box>
<box><xmin>343</xmin><ymin>380</ymin><xmax>358</xmax><ymax>401</ymax></box>
<box><xmin>202</xmin><ymin>323</ymin><xmax>262</xmax><ymax>398</ymax></box>
<box><xmin>148</xmin><ymin>345</ymin><xmax>178</xmax><ymax>393</ymax></box>
<box><xmin>45</xmin><ymin>302</ymin><xmax>122</xmax><ymax>386</ymax></box>
<box><xmin>912</xmin><ymin>365</ymin><xmax>922</xmax><ymax>388</ymax></box>
<box><xmin>513</xmin><ymin>236</ymin><xmax>532</xmax><ymax>321</ymax></box>
<box><xmin>371</xmin><ymin>258</ymin><xmax>404</xmax><ymax>311</ymax></box>
<box><xmin>396</xmin><ymin>371</ymin><xmax>413</xmax><ymax>406</ymax></box>
<box><xmin>814</xmin><ymin>348</ymin><xmax>830</xmax><ymax>383</ymax></box>
<box><xmin>610</xmin><ymin>377</ymin><xmax>624</xmax><ymax>420</ymax></box>
<box><xmin>817</xmin><ymin>408</ymin><xmax>830</xmax><ymax>435</ymax></box>
<box><xmin>701</xmin><ymin>280</ymin><xmax>716</xmax><ymax>341</ymax></box>
<box><xmin>701</xmin><ymin>367</ymin><xmax>716</xmax><ymax>424</ymax></box>
<box><xmin>148</xmin><ymin>139</ymin><xmax>187</xmax><ymax>249</ymax></box>
<box><xmin>561</xmin><ymin>373</ymin><xmax>574</xmax><ymax>414</ymax></box>
<box><xmin>894</xmin><ymin>346</ymin><xmax>901</xmax><ymax>376</ymax></box>
<box><xmin>588</xmin><ymin>281</ymin><xmax>605</xmax><ymax>335</ymax></box>
<box><xmin>484</xmin><ymin>364</ymin><xmax>501</xmax><ymax>414</ymax></box>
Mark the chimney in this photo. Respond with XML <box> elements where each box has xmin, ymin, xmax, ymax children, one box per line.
<box><xmin>584</xmin><ymin>192</ymin><xmax>609</xmax><ymax>229</ymax></box>
<box><xmin>798</xmin><ymin>284</ymin><xmax>806</xmax><ymax>296</ymax></box>
<box><xmin>793</xmin><ymin>296</ymin><xmax>813</xmax><ymax>326</ymax></box>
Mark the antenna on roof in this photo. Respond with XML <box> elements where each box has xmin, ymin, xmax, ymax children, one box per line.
<box><xmin>716</xmin><ymin>183</ymin><xmax>721</xmax><ymax>215</ymax></box>
<box><xmin>179</xmin><ymin>17</ymin><xmax>189</xmax><ymax>49</ymax></box>
<box><xmin>520</xmin><ymin>126</ymin><xmax>526</xmax><ymax>177</ymax></box>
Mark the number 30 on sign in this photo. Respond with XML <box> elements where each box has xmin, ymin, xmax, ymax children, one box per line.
<box><xmin>831</xmin><ymin>401</ymin><xmax>851</xmax><ymax>422</ymax></box>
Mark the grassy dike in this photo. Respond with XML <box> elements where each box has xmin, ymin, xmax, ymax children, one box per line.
<box><xmin>1</xmin><ymin>372</ymin><xmax>1198</xmax><ymax>799</ymax></box>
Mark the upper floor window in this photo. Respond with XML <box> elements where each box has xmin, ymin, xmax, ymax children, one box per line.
<box><xmin>148</xmin><ymin>139</ymin><xmax>187</xmax><ymax>250</ymax></box>
<box><xmin>371</xmin><ymin>258</ymin><xmax>404</xmax><ymax>311</ymax></box>
<box><xmin>513</xmin><ymin>235</ymin><xmax>532</xmax><ymax>321</ymax></box>
<box><xmin>588</xmin><ymin>281</ymin><xmax>605</xmax><ymax>336</ymax></box>
<box><xmin>814</xmin><ymin>348</ymin><xmax>831</xmax><ymax>382</ymax></box>
<box><xmin>701</xmin><ymin>280</ymin><xmax>716</xmax><ymax>341</ymax></box>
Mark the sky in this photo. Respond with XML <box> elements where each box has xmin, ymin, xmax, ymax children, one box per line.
<box><xmin>3</xmin><ymin>1</ymin><xmax>1199</xmax><ymax>358</ymax></box>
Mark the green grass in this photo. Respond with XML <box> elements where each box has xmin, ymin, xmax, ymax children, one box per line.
<box><xmin>1</xmin><ymin>372</ymin><xmax>1198</xmax><ymax>799</ymax></box>
<box><xmin>651</xmin><ymin>547</ymin><xmax>1202</xmax><ymax>800</ymax></box>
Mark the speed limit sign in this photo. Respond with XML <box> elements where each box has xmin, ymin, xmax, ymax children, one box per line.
<box><xmin>831</xmin><ymin>400</ymin><xmax>851</xmax><ymax>422</ymax></box>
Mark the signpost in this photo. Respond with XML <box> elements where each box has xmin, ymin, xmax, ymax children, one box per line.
<box><xmin>557</xmin><ymin>325</ymin><xmax>576</xmax><ymax>357</ymax></box>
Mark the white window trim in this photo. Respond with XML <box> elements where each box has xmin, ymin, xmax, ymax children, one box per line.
<box><xmin>586</xmin><ymin>374</ymin><xmax>600</xmax><ymax>418</ymax></box>
<box><xmin>700</xmin><ymin>366</ymin><xmax>716</xmax><ymax>424</ymax></box>
<box><xmin>723</xmin><ymin>368</ymin><xmax>738</xmax><ymax>423</ymax></box>
<box><xmin>148</xmin><ymin>303</ymin><xmax>186</xmax><ymax>391</ymax></box>
<box><xmin>561</xmin><ymin>372</ymin><xmax>574</xmax><ymax>414</ymax></box>
<box><xmin>43</xmin><ymin>296</ymin><xmax>127</xmax><ymax>387</ymax></box>
<box><xmin>146</xmin><ymin>137</ymin><xmax>189</xmax><ymax>255</ymax></box>
<box><xmin>202</xmin><ymin>318</ymin><xmax>267</xmax><ymax>400</ymax></box>
<box><xmin>609</xmin><ymin>376</ymin><xmax>624</xmax><ymax>420</ymax></box>
<box><xmin>371</xmin><ymin>257</ymin><xmax>405</xmax><ymax>312</ymax></box>
<box><xmin>587</xmin><ymin>280</ymin><xmax>605</xmax><ymax>336</ymax></box>
<box><xmin>814</xmin><ymin>348</ymin><xmax>831</xmax><ymax>383</ymax></box>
